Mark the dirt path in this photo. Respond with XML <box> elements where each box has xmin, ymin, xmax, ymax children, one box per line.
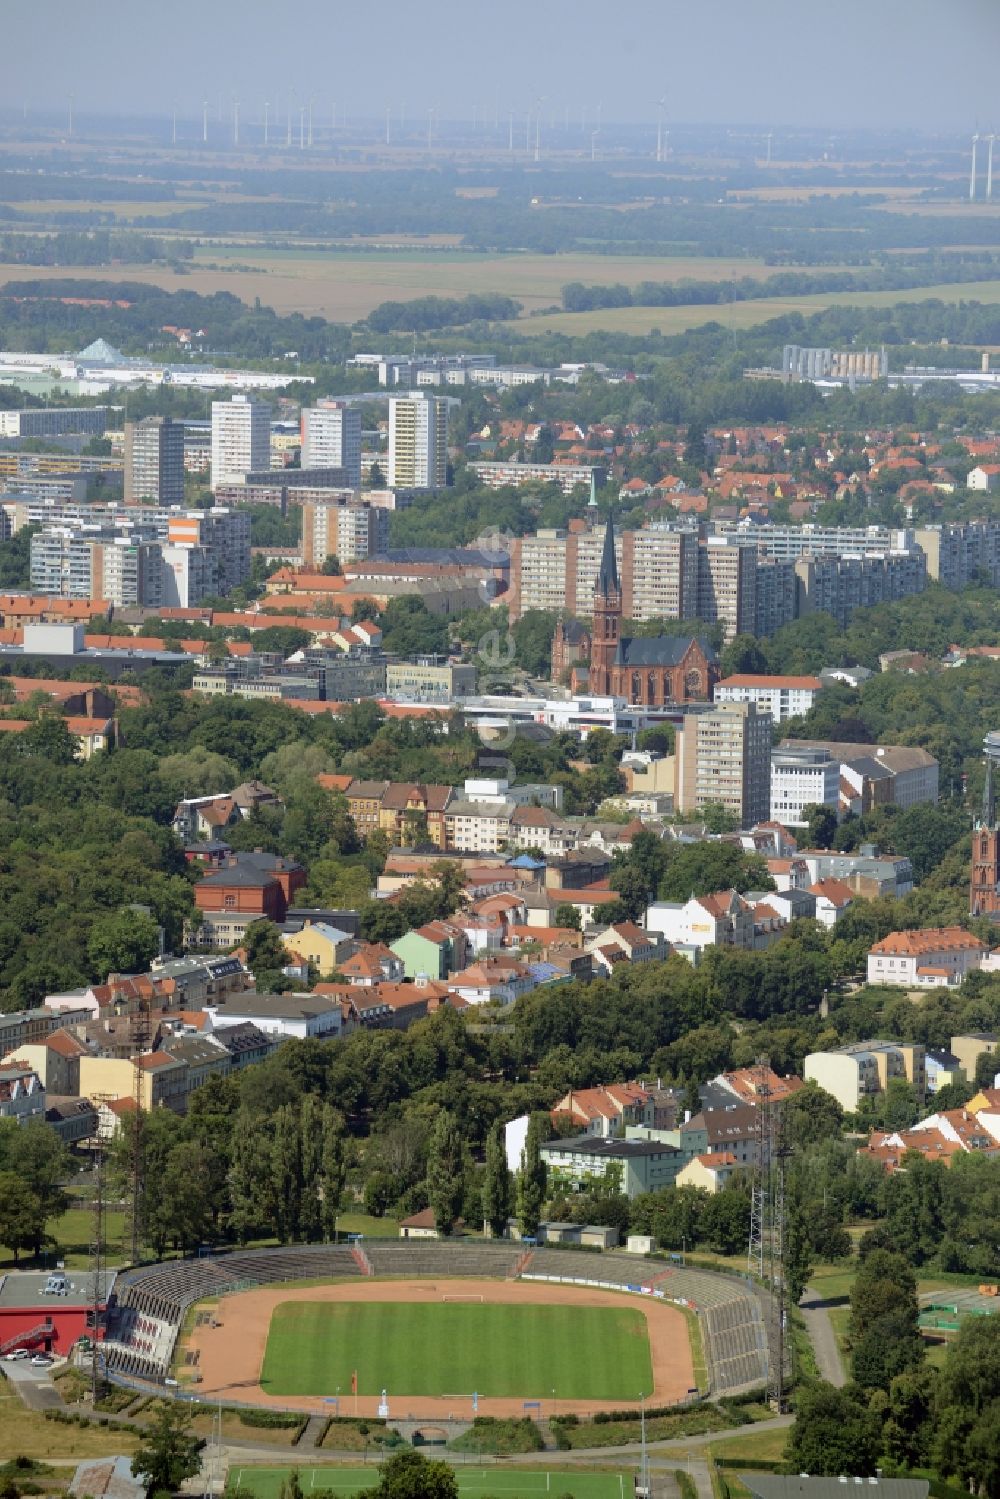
<box><xmin>186</xmin><ymin>1278</ymin><xmax>695</xmax><ymax>1420</ymax></box>
<box><xmin>799</xmin><ymin>1290</ymin><xmax>846</xmax><ymax>1388</ymax></box>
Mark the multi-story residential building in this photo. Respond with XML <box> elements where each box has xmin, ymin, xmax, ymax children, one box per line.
<box><xmin>124</xmin><ymin>416</ymin><xmax>185</xmax><ymax>506</ymax></box>
<box><xmin>443</xmin><ymin>798</ymin><xmax>516</xmax><ymax>854</ymax></box>
<box><xmin>646</xmin><ymin>890</ymin><xmax>756</xmax><ymax>955</ymax></box>
<box><xmin>301</xmin><ymin>401</ymin><xmax>362</xmax><ymax>488</ymax></box>
<box><xmin>804</xmin><ymin>1040</ymin><xmax>926</xmax><ymax>1111</ymax></box>
<box><xmin>539</xmin><ymin>1135</ymin><xmax>684</xmax><ymax>1199</ymax></box>
<box><xmin>468</xmin><ymin>459</ymin><xmax>606</xmax><ymax>494</ymax></box>
<box><xmin>513</xmin><ymin>524</ymin><xmax>702</xmax><ymax>624</ymax></box>
<box><xmin>794</xmin><ymin>550</ymin><xmax>927</xmax><ymax>629</ymax></box>
<box><xmin>915</xmin><ymin>522</ymin><xmax>1000</xmax><ymax>589</ymax></box>
<box><xmin>159</xmin><ymin>544</ymin><xmax>218</xmax><ymax>608</ymax></box>
<box><xmin>713</xmin><ymin>520</ymin><xmax>913</xmax><ymax>561</ymax></box>
<box><xmin>675</xmin><ymin>701</ymin><xmax>772</xmax><ymax>826</ymax></box>
<box><xmin>0</xmin><ymin>1064</ymin><xmax>45</xmax><ymax>1123</ymax></box>
<box><xmin>866</xmin><ymin>928</ymin><xmax>987</xmax><ymax>989</ymax></box>
<box><xmin>211</xmin><ymin>394</ymin><xmax>271</xmax><ymax>489</ymax></box>
<box><xmin>716</xmin><ymin>674</ymin><xmax>823</xmax><ymax>722</ymax></box>
<box><xmin>300</xmin><ymin>498</ymin><xmax>389</xmax><ymax>567</ymax></box>
<box><xmin>629</xmin><ymin>527</ymin><xmax>700</xmax><ymax>622</ymax></box>
<box><xmin>30</xmin><ymin>529</ymin><xmax>165</xmax><ymax>607</ymax></box>
<box><xmin>770</xmin><ymin>745</ymin><xmax>840</xmax><ymax>827</ymax></box>
<box><xmin>754</xmin><ymin>556</ymin><xmax>798</xmax><ymax>636</ymax></box>
<box><xmin>385</xmin><ymin>657</ymin><xmax>477</xmax><ymax>703</ymax></box>
<box><xmin>697</xmin><ymin>537</ymin><xmax>758</xmax><ymax>641</ymax></box>
<box><xmin>388</xmin><ymin>393</ymin><xmax>448</xmax><ymax>491</ymax></box>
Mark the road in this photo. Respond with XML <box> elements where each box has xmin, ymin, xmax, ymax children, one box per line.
<box><xmin>799</xmin><ymin>1289</ymin><xmax>846</xmax><ymax>1387</ymax></box>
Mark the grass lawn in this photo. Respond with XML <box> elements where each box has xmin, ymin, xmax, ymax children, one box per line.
<box><xmin>260</xmin><ymin>1301</ymin><xmax>652</xmax><ymax>1401</ymax></box>
<box><xmin>0</xmin><ymin>1388</ymin><xmax>139</xmax><ymax>1462</ymax></box>
<box><xmin>227</xmin><ymin>1466</ymin><xmax>631</xmax><ymax>1499</ymax></box>
<box><xmin>0</xmin><ymin>1203</ymin><xmax>127</xmax><ymax>1271</ymax></box>
<box><xmin>706</xmin><ymin>1427</ymin><xmax>791</xmax><ymax>1465</ymax></box>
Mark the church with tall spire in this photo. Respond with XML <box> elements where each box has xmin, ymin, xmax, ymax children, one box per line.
<box><xmin>554</xmin><ymin>510</ymin><xmax>718</xmax><ymax>706</ymax></box>
<box><xmin>971</xmin><ymin>752</ymin><xmax>1000</xmax><ymax>916</ymax></box>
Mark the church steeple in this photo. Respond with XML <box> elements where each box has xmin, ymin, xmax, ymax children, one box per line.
<box><xmin>590</xmin><ymin>509</ymin><xmax>622</xmax><ymax>696</ymax></box>
<box><xmin>596</xmin><ymin>508</ymin><xmax>620</xmax><ymax>599</ymax></box>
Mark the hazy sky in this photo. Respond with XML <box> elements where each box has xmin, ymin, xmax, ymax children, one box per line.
<box><xmin>3</xmin><ymin>0</ymin><xmax>999</xmax><ymax>132</ymax></box>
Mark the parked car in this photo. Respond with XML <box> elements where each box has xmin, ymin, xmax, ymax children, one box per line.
<box><xmin>30</xmin><ymin>1354</ymin><xmax>53</xmax><ymax>1367</ymax></box>
<box><xmin>4</xmin><ymin>1349</ymin><xmax>29</xmax><ymax>1361</ymax></box>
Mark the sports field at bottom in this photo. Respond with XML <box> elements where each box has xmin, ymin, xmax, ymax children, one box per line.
<box><xmin>260</xmin><ymin>1302</ymin><xmax>653</xmax><ymax>1400</ymax></box>
<box><xmin>229</xmin><ymin>1466</ymin><xmax>630</xmax><ymax>1499</ymax></box>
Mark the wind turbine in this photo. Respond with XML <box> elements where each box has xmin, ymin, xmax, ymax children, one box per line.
<box><xmin>202</xmin><ymin>100</ymin><xmax>208</xmax><ymax>143</ymax></box>
<box><xmin>307</xmin><ymin>98</ymin><xmax>314</xmax><ymax>148</ymax></box>
<box><xmin>656</xmin><ymin>95</ymin><xmax>667</xmax><ymax>162</ymax></box>
<box><xmin>68</xmin><ymin>92</ymin><xmax>74</xmax><ymax>138</ymax></box>
<box><xmin>385</xmin><ymin>104</ymin><xmax>391</xmax><ymax>146</ymax></box>
<box><xmin>534</xmin><ymin>97</ymin><xmax>544</xmax><ymax>162</ymax></box>
<box><xmin>971</xmin><ymin>133</ymin><xmax>979</xmax><ymax>201</ymax></box>
<box><xmin>233</xmin><ymin>96</ymin><xmax>240</xmax><ymax>146</ymax></box>
<box><xmin>765</xmin><ymin>131</ymin><xmax>773</xmax><ymax>166</ymax></box>
<box><xmin>508</xmin><ymin>110</ymin><xmax>514</xmax><ymax>152</ymax></box>
<box><xmin>299</xmin><ymin>105</ymin><xmax>305</xmax><ymax>149</ymax></box>
<box><xmin>264</xmin><ymin>101</ymin><xmax>270</xmax><ymax>147</ymax></box>
<box><xmin>286</xmin><ymin>90</ymin><xmax>294</xmax><ymax>148</ymax></box>
<box><xmin>988</xmin><ymin>134</ymin><xmax>996</xmax><ymax>201</ymax></box>
<box><xmin>171</xmin><ymin>101</ymin><xmax>177</xmax><ymax>146</ymax></box>
<box><xmin>591</xmin><ymin>128</ymin><xmax>600</xmax><ymax>163</ymax></box>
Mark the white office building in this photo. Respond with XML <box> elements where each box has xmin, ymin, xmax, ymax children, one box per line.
<box><xmin>388</xmin><ymin>393</ymin><xmax>448</xmax><ymax>491</ymax></box>
<box><xmin>301</xmin><ymin>401</ymin><xmax>362</xmax><ymax>489</ymax></box>
<box><xmin>770</xmin><ymin>746</ymin><xmax>841</xmax><ymax>829</ymax></box>
<box><xmin>211</xmin><ymin>395</ymin><xmax>271</xmax><ymax>490</ymax></box>
<box><xmin>716</xmin><ymin>674</ymin><xmax>824</xmax><ymax>723</ymax></box>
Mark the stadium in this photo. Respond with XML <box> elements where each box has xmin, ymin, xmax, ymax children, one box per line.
<box><xmin>100</xmin><ymin>1241</ymin><xmax>771</xmax><ymax>1420</ymax></box>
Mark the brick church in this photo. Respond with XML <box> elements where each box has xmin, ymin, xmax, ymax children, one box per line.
<box><xmin>971</xmin><ymin>758</ymin><xmax>1000</xmax><ymax>916</ymax></box>
<box><xmin>551</xmin><ymin>513</ymin><xmax>718</xmax><ymax>707</ymax></box>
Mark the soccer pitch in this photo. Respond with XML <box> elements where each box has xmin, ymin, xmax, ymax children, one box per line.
<box><xmin>260</xmin><ymin>1301</ymin><xmax>652</xmax><ymax>1400</ymax></box>
<box><xmin>229</xmin><ymin>1466</ymin><xmax>630</xmax><ymax>1499</ymax></box>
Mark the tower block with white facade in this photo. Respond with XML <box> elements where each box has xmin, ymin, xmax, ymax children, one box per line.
<box><xmin>211</xmin><ymin>395</ymin><xmax>271</xmax><ymax>490</ymax></box>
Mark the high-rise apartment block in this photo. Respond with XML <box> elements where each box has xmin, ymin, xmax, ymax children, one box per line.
<box><xmin>301</xmin><ymin>402</ymin><xmax>362</xmax><ymax>489</ymax></box>
<box><xmin>696</xmin><ymin>538</ymin><xmax>758</xmax><ymax>642</ymax></box>
<box><xmin>211</xmin><ymin>395</ymin><xmax>271</xmax><ymax>490</ymax></box>
<box><xmin>387</xmin><ymin>393</ymin><xmax>448</xmax><ymax>490</ymax></box>
<box><xmin>675</xmin><ymin>701</ymin><xmax>772</xmax><ymax>828</ymax></box>
<box><xmin>300</xmin><ymin>499</ymin><xmax>390</xmax><ymax>567</ymax></box>
<box><xmin>28</xmin><ymin>507</ymin><xmax>249</xmax><ymax>608</ymax></box>
<box><xmin>124</xmin><ymin>416</ymin><xmax>185</xmax><ymax>506</ymax></box>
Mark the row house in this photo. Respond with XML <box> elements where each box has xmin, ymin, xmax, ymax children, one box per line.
<box><xmin>446</xmin><ymin>956</ymin><xmax>536</xmax><ymax>1006</ymax></box>
<box><xmin>0</xmin><ymin>1064</ymin><xmax>45</xmax><ymax>1123</ymax></box>
<box><xmin>550</xmin><ymin>1081</ymin><xmax>657</xmax><ymax>1139</ymax></box>
<box><xmin>587</xmin><ymin>921</ymin><xmax>663</xmax><ymax>975</ymax></box>
<box><xmin>866</xmin><ymin>928</ymin><xmax>987</xmax><ymax>989</ymax></box>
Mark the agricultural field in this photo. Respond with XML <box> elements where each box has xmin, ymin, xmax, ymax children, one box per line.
<box><xmin>524</xmin><ymin>276</ymin><xmax>1000</xmax><ymax>336</ymax></box>
<box><xmin>0</xmin><ymin>249</ymin><xmax>814</xmax><ymax>322</ymax></box>
<box><xmin>259</xmin><ymin>1300</ymin><xmax>652</xmax><ymax>1401</ymax></box>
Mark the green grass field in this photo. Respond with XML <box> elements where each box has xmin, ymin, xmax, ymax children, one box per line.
<box><xmin>228</xmin><ymin>1466</ymin><xmax>630</xmax><ymax>1499</ymax></box>
<box><xmin>260</xmin><ymin>1301</ymin><xmax>652</xmax><ymax>1401</ymax></box>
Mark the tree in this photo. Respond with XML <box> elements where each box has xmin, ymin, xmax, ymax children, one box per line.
<box><xmin>87</xmin><ymin>908</ymin><xmax>161</xmax><ymax>979</ymax></box>
<box><xmin>785</xmin><ymin>1382</ymin><xmax>881</xmax><ymax>1476</ymax></box>
<box><xmin>243</xmin><ymin>920</ymin><xmax>289</xmax><ymax>978</ymax></box>
<box><xmin>426</xmin><ymin>1110</ymin><xmax>464</xmax><ymax>1236</ymax></box>
<box><xmin>553</xmin><ymin>903</ymin><xmax>582</xmax><ymax>932</ymax></box>
<box><xmin>849</xmin><ymin>1249</ymin><xmax>923</xmax><ymax>1390</ymax></box>
<box><xmin>784</xmin><ymin>1193</ymin><xmax>814</xmax><ymax>1305</ymax></box>
<box><xmin>783</xmin><ymin>1082</ymin><xmax>844</xmax><ymax>1147</ymax></box>
<box><xmin>365</xmin><ymin>1449</ymin><xmax>458</xmax><ymax>1499</ymax></box>
<box><xmin>516</xmin><ymin>1114</ymin><xmax>548</xmax><ymax>1238</ymax></box>
<box><xmin>319</xmin><ymin>1105</ymin><xmax>346</xmax><ymax>1240</ymax></box>
<box><xmin>934</xmin><ymin>1317</ymin><xmax>1000</xmax><ymax>1495</ymax></box>
<box><xmin>0</xmin><ymin>1172</ymin><xmax>43</xmax><ymax>1262</ymax></box>
<box><xmin>17</xmin><ymin>713</ymin><xmax>78</xmax><ymax>765</ymax></box>
<box><xmin>804</xmin><ymin>803</ymin><xmax>839</xmax><ymax>850</ymax></box>
<box><xmin>481</xmin><ymin>1121</ymin><xmax>512</xmax><ymax>1238</ymax></box>
<box><xmin>131</xmin><ymin>1404</ymin><xmax>204</xmax><ymax>1495</ymax></box>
